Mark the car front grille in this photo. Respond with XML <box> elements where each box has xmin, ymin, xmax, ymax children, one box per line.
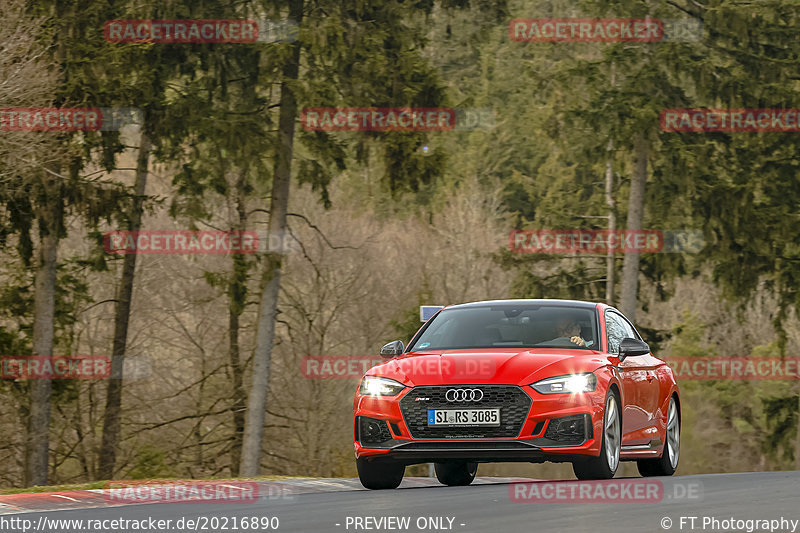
<box><xmin>399</xmin><ymin>385</ymin><xmax>532</xmax><ymax>439</ymax></box>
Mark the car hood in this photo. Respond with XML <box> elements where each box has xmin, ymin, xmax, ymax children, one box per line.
<box><xmin>367</xmin><ymin>348</ymin><xmax>611</xmax><ymax>386</ymax></box>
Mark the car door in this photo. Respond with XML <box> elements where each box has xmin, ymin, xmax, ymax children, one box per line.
<box><xmin>616</xmin><ymin>312</ymin><xmax>662</xmax><ymax>444</ymax></box>
<box><xmin>605</xmin><ymin>310</ymin><xmax>654</xmax><ymax>444</ymax></box>
<box><xmin>606</xmin><ymin>310</ymin><xmax>660</xmax><ymax>446</ymax></box>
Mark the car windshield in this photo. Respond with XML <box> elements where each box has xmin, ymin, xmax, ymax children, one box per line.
<box><xmin>407</xmin><ymin>304</ymin><xmax>598</xmax><ymax>351</ymax></box>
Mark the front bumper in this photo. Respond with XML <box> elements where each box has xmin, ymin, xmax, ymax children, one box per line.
<box><xmin>354</xmin><ymin>436</ymin><xmax>597</xmax><ymax>465</ymax></box>
<box><xmin>354</xmin><ymin>384</ymin><xmax>606</xmax><ymax>464</ymax></box>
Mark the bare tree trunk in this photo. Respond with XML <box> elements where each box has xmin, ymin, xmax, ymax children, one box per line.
<box><xmin>619</xmin><ymin>133</ymin><xmax>647</xmax><ymax>320</ymax></box>
<box><xmin>605</xmin><ymin>139</ymin><xmax>615</xmax><ymax>305</ymax></box>
<box><xmin>98</xmin><ymin>132</ymin><xmax>151</xmax><ymax>480</ymax></box>
<box><xmin>228</xmin><ymin>308</ymin><xmax>246</xmax><ymax>475</ymax></box>
<box><xmin>25</xmin><ymin>179</ymin><xmax>62</xmax><ymax>486</ymax></box>
<box><xmin>228</xmin><ymin>169</ymin><xmax>249</xmax><ymax>476</ymax></box>
<box><xmin>239</xmin><ymin>0</ymin><xmax>304</xmax><ymax>477</ymax></box>
<box><xmin>796</xmin><ymin>394</ymin><xmax>800</xmax><ymax>469</ymax></box>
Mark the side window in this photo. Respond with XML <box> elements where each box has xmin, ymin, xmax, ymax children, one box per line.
<box><xmin>605</xmin><ymin>311</ymin><xmax>640</xmax><ymax>354</ymax></box>
<box><xmin>605</xmin><ymin>312</ymin><xmax>626</xmax><ymax>354</ymax></box>
<box><xmin>618</xmin><ymin>316</ymin><xmax>639</xmax><ymax>341</ymax></box>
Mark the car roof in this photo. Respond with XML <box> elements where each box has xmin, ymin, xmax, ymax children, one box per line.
<box><xmin>445</xmin><ymin>299</ymin><xmax>600</xmax><ymax>310</ymax></box>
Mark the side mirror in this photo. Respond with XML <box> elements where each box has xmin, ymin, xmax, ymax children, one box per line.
<box><xmin>618</xmin><ymin>337</ymin><xmax>650</xmax><ymax>361</ymax></box>
<box><xmin>380</xmin><ymin>340</ymin><xmax>404</xmax><ymax>358</ymax></box>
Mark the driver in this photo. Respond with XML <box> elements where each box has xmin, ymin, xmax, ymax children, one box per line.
<box><xmin>551</xmin><ymin>317</ymin><xmax>589</xmax><ymax>347</ymax></box>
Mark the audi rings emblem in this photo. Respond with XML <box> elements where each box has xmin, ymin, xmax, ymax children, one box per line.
<box><xmin>446</xmin><ymin>388</ymin><xmax>484</xmax><ymax>402</ymax></box>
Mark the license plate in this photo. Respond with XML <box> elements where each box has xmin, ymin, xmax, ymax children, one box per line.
<box><xmin>427</xmin><ymin>409</ymin><xmax>500</xmax><ymax>427</ymax></box>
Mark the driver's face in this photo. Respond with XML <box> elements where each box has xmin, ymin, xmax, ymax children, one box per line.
<box><xmin>559</xmin><ymin>321</ymin><xmax>580</xmax><ymax>336</ymax></box>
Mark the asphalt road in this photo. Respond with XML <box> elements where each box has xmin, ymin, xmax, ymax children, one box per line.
<box><xmin>5</xmin><ymin>471</ymin><xmax>800</xmax><ymax>533</ymax></box>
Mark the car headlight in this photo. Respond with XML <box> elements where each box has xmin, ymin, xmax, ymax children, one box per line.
<box><xmin>531</xmin><ymin>373</ymin><xmax>597</xmax><ymax>394</ymax></box>
<box><xmin>358</xmin><ymin>376</ymin><xmax>405</xmax><ymax>397</ymax></box>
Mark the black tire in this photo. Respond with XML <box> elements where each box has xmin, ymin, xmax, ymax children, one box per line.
<box><xmin>356</xmin><ymin>458</ymin><xmax>405</xmax><ymax>489</ymax></box>
<box><xmin>434</xmin><ymin>462</ymin><xmax>478</xmax><ymax>486</ymax></box>
<box><xmin>573</xmin><ymin>390</ymin><xmax>621</xmax><ymax>480</ymax></box>
<box><xmin>638</xmin><ymin>396</ymin><xmax>680</xmax><ymax>477</ymax></box>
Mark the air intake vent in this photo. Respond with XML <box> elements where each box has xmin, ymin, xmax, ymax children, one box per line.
<box><xmin>543</xmin><ymin>414</ymin><xmax>591</xmax><ymax>445</ymax></box>
<box><xmin>357</xmin><ymin>416</ymin><xmax>392</xmax><ymax>444</ymax></box>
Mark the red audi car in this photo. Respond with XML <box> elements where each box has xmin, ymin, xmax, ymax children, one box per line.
<box><xmin>353</xmin><ymin>299</ymin><xmax>680</xmax><ymax>489</ymax></box>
